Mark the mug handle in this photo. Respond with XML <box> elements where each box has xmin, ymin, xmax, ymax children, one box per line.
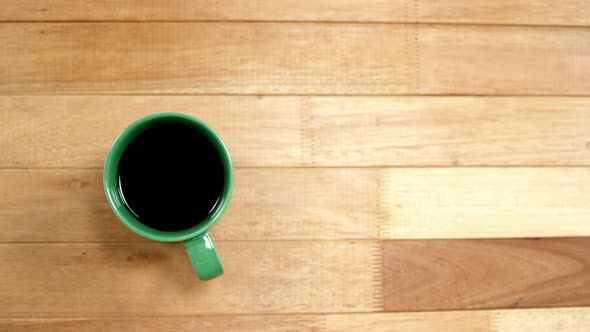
<box><xmin>184</xmin><ymin>232</ymin><xmax>224</xmax><ymax>280</ymax></box>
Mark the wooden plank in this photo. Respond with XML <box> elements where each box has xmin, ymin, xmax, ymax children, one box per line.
<box><xmin>308</xmin><ymin>97</ymin><xmax>590</xmax><ymax>166</ymax></box>
<box><xmin>418</xmin><ymin>25</ymin><xmax>590</xmax><ymax>95</ymax></box>
<box><xmin>0</xmin><ymin>0</ymin><xmax>405</xmax><ymax>23</ymax></box>
<box><xmin>0</xmin><ymin>96</ymin><xmax>302</xmax><ymax>167</ymax></box>
<box><xmin>0</xmin><ymin>316</ymin><xmax>324</xmax><ymax>332</ymax></box>
<box><xmin>0</xmin><ymin>242</ymin><xmax>382</xmax><ymax>316</ymax></box>
<box><xmin>0</xmin><ymin>238</ymin><xmax>589</xmax><ymax>316</ymax></box>
<box><xmin>0</xmin><ymin>23</ymin><xmax>411</xmax><ymax>94</ymax></box>
<box><xmin>3</xmin><ymin>24</ymin><xmax>589</xmax><ymax>95</ymax></box>
<box><xmin>383</xmin><ymin>238</ymin><xmax>590</xmax><ymax>311</ymax></box>
<box><xmin>325</xmin><ymin>311</ymin><xmax>490</xmax><ymax>332</ymax></box>
<box><xmin>2</xmin><ymin>308</ymin><xmax>589</xmax><ymax>331</ymax></box>
<box><xmin>415</xmin><ymin>1</ymin><xmax>590</xmax><ymax>27</ymax></box>
<box><xmin>1</xmin><ymin>1</ymin><xmax>589</xmax><ymax>27</ymax></box>
<box><xmin>380</xmin><ymin>168</ymin><xmax>590</xmax><ymax>239</ymax></box>
<box><xmin>3</xmin><ymin>168</ymin><xmax>590</xmax><ymax>242</ymax></box>
<box><xmin>326</xmin><ymin>308</ymin><xmax>590</xmax><ymax>331</ymax></box>
<box><xmin>0</xmin><ymin>169</ymin><xmax>378</xmax><ymax>241</ymax></box>
<box><xmin>0</xmin><ymin>315</ymin><xmax>322</xmax><ymax>332</ymax></box>
<box><xmin>3</xmin><ymin>96</ymin><xmax>590</xmax><ymax>168</ymax></box>
<box><xmin>490</xmin><ymin>307</ymin><xmax>590</xmax><ymax>332</ymax></box>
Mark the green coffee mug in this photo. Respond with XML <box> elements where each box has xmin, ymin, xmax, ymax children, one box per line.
<box><xmin>103</xmin><ymin>112</ymin><xmax>234</xmax><ymax>280</ymax></box>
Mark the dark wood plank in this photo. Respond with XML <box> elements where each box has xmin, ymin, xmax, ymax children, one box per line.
<box><xmin>384</xmin><ymin>238</ymin><xmax>590</xmax><ymax>311</ymax></box>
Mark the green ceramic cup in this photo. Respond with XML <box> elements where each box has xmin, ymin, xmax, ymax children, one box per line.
<box><xmin>103</xmin><ymin>112</ymin><xmax>234</xmax><ymax>281</ymax></box>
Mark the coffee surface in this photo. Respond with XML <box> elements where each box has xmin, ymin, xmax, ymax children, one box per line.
<box><xmin>117</xmin><ymin>123</ymin><xmax>225</xmax><ymax>232</ymax></box>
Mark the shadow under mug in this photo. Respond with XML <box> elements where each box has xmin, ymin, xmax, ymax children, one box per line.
<box><xmin>103</xmin><ymin>112</ymin><xmax>234</xmax><ymax>280</ymax></box>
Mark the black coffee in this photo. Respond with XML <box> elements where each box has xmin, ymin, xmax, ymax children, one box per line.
<box><xmin>117</xmin><ymin>122</ymin><xmax>225</xmax><ymax>232</ymax></box>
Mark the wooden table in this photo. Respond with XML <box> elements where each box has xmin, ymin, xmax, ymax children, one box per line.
<box><xmin>1</xmin><ymin>1</ymin><xmax>589</xmax><ymax>331</ymax></box>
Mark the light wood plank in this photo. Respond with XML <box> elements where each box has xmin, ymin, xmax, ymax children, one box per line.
<box><xmin>4</xmin><ymin>167</ymin><xmax>590</xmax><ymax>241</ymax></box>
<box><xmin>0</xmin><ymin>316</ymin><xmax>324</xmax><ymax>332</ymax></box>
<box><xmin>0</xmin><ymin>23</ymin><xmax>410</xmax><ymax>94</ymax></box>
<box><xmin>327</xmin><ymin>308</ymin><xmax>590</xmax><ymax>331</ymax></box>
<box><xmin>0</xmin><ymin>169</ymin><xmax>379</xmax><ymax>241</ymax></box>
<box><xmin>4</xmin><ymin>168</ymin><xmax>337</xmax><ymax>242</ymax></box>
<box><xmin>309</xmin><ymin>97</ymin><xmax>590</xmax><ymax>166</ymax></box>
<box><xmin>0</xmin><ymin>96</ymin><xmax>302</xmax><ymax>167</ymax></box>
<box><xmin>3</xmin><ymin>24</ymin><xmax>589</xmax><ymax>95</ymax></box>
<box><xmin>222</xmin><ymin>168</ymin><xmax>378</xmax><ymax>240</ymax></box>
<box><xmin>415</xmin><ymin>0</ymin><xmax>590</xmax><ymax>26</ymax></box>
<box><xmin>383</xmin><ymin>238</ymin><xmax>590</xmax><ymax>311</ymax></box>
<box><xmin>2</xmin><ymin>168</ymin><xmax>590</xmax><ymax>242</ymax></box>
<box><xmin>1</xmin><ymin>1</ymin><xmax>589</xmax><ymax>27</ymax></box>
<box><xmin>380</xmin><ymin>168</ymin><xmax>590</xmax><ymax>239</ymax></box>
<box><xmin>3</xmin><ymin>96</ymin><xmax>590</xmax><ymax>168</ymax></box>
<box><xmin>418</xmin><ymin>25</ymin><xmax>590</xmax><ymax>95</ymax></box>
<box><xmin>325</xmin><ymin>311</ymin><xmax>490</xmax><ymax>332</ymax></box>
<box><xmin>0</xmin><ymin>0</ymin><xmax>405</xmax><ymax>22</ymax></box>
<box><xmin>0</xmin><ymin>242</ymin><xmax>382</xmax><ymax>316</ymax></box>
<box><xmin>490</xmin><ymin>307</ymin><xmax>590</xmax><ymax>332</ymax></box>
<box><xmin>2</xmin><ymin>308</ymin><xmax>588</xmax><ymax>331</ymax></box>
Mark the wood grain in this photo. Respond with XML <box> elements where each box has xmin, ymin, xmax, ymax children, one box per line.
<box><xmin>2</xmin><ymin>96</ymin><xmax>590</xmax><ymax>168</ymax></box>
<box><xmin>384</xmin><ymin>238</ymin><xmax>590</xmax><ymax>311</ymax></box>
<box><xmin>380</xmin><ymin>168</ymin><xmax>590</xmax><ymax>239</ymax></box>
<box><xmin>1</xmin><ymin>0</ymin><xmax>589</xmax><ymax>326</ymax></box>
<box><xmin>326</xmin><ymin>308</ymin><xmax>590</xmax><ymax>332</ymax></box>
<box><xmin>2</xmin><ymin>24</ymin><xmax>590</xmax><ymax>95</ymax></box>
<box><xmin>0</xmin><ymin>316</ymin><xmax>323</xmax><ymax>332</ymax></box>
<box><xmin>1</xmin><ymin>1</ymin><xmax>589</xmax><ymax>26</ymax></box>
<box><xmin>0</xmin><ymin>0</ymin><xmax>404</xmax><ymax>23</ymax></box>
<box><xmin>0</xmin><ymin>23</ymin><xmax>410</xmax><ymax>94</ymax></box>
<box><xmin>0</xmin><ymin>168</ymin><xmax>379</xmax><ymax>241</ymax></box>
<box><xmin>1</xmin><ymin>239</ymin><xmax>589</xmax><ymax>316</ymax></box>
<box><xmin>418</xmin><ymin>25</ymin><xmax>590</xmax><ymax>95</ymax></box>
<box><xmin>0</xmin><ymin>242</ymin><xmax>382</xmax><ymax>316</ymax></box>
<box><xmin>308</xmin><ymin>97</ymin><xmax>590</xmax><ymax>166</ymax></box>
<box><xmin>415</xmin><ymin>1</ymin><xmax>590</xmax><ymax>27</ymax></box>
<box><xmin>0</xmin><ymin>316</ymin><xmax>324</xmax><ymax>332</ymax></box>
<box><xmin>0</xmin><ymin>96</ymin><xmax>302</xmax><ymax>167</ymax></box>
<box><xmin>2</xmin><ymin>168</ymin><xmax>589</xmax><ymax>242</ymax></box>
<box><xmin>3</xmin><ymin>308</ymin><xmax>589</xmax><ymax>331</ymax></box>
<box><xmin>489</xmin><ymin>307</ymin><xmax>590</xmax><ymax>332</ymax></box>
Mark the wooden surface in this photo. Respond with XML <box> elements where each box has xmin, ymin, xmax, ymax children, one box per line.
<box><xmin>2</xmin><ymin>24</ymin><xmax>589</xmax><ymax>94</ymax></box>
<box><xmin>1</xmin><ymin>1</ymin><xmax>589</xmax><ymax>26</ymax></box>
<box><xmin>1</xmin><ymin>2</ymin><xmax>589</xmax><ymax>331</ymax></box>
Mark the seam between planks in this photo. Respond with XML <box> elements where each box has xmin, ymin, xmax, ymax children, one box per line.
<box><xmin>370</xmin><ymin>242</ymin><xmax>385</xmax><ymax>311</ymax></box>
<box><xmin>5</xmin><ymin>166</ymin><xmax>590</xmax><ymax>170</ymax></box>
<box><xmin>403</xmin><ymin>1</ymin><xmax>413</xmax><ymax>93</ymax></box>
<box><xmin>0</xmin><ymin>20</ymin><xmax>589</xmax><ymax>29</ymax></box>
<box><xmin>488</xmin><ymin>311</ymin><xmax>501</xmax><ymax>332</ymax></box>
<box><xmin>412</xmin><ymin>0</ymin><xmax>421</xmax><ymax>93</ymax></box>
<box><xmin>299</xmin><ymin>96</ymin><xmax>314</xmax><ymax>167</ymax></box>
<box><xmin>3</xmin><ymin>93</ymin><xmax>590</xmax><ymax>97</ymax></box>
<box><xmin>318</xmin><ymin>315</ymin><xmax>328</xmax><ymax>331</ymax></box>
<box><xmin>377</xmin><ymin>169</ymin><xmax>391</xmax><ymax>239</ymax></box>
<box><xmin>377</xmin><ymin>169</ymin><xmax>390</xmax><ymax>239</ymax></box>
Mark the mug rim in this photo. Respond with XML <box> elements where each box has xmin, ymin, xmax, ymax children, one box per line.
<box><xmin>103</xmin><ymin>112</ymin><xmax>234</xmax><ymax>242</ymax></box>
